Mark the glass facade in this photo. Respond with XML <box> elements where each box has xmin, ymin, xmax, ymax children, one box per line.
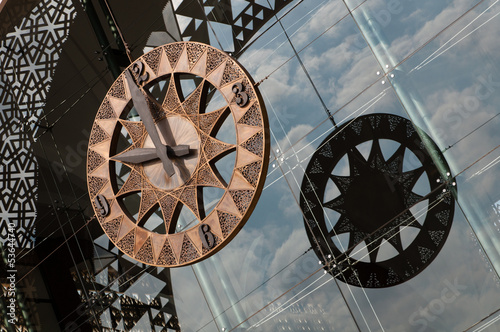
<box><xmin>2</xmin><ymin>0</ymin><xmax>500</xmax><ymax>331</ymax></box>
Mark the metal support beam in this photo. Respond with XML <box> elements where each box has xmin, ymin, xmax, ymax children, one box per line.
<box><xmin>97</xmin><ymin>0</ymin><xmax>126</xmax><ymax>52</ymax></box>
<box><xmin>81</xmin><ymin>0</ymin><xmax>122</xmax><ymax>78</ymax></box>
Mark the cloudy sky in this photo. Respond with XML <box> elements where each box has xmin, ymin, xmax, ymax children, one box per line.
<box><xmin>49</xmin><ymin>0</ymin><xmax>500</xmax><ymax>330</ymax></box>
<box><xmin>165</xmin><ymin>0</ymin><xmax>500</xmax><ymax>331</ymax></box>
<box><xmin>10</xmin><ymin>0</ymin><xmax>500</xmax><ymax>330</ymax></box>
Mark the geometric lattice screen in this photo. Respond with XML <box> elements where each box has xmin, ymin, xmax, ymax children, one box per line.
<box><xmin>0</xmin><ymin>0</ymin><xmax>76</xmax><ymax>248</ymax></box>
<box><xmin>174</xmin><ymin>0</ymin><xmax>294</xmax><ymax>55</ymax></box>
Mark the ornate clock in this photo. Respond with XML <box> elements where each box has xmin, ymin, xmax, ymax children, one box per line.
<box><xmin>87</xmin><ymin>41</ymin><xmax>269</xmax><ymax>267</ymax></box>
<box><xmin>301</xmin><ymin>113</ymin><xmax>455</xmax><ymax>287</ymax></box>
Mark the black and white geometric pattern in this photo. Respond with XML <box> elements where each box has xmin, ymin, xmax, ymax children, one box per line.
<box><xmin>73</xmin><ymin>233</ymin><xmax>180</xmax><ymax>331</ymax></box>
<box><xmin>172</xmin><ymin>0</ymin><xmax>294</xmax><ymax>55</ymax></box>
<box><xmin>0</xmin><ymin>0</ymin><xmax>77</xmax><ymax>248</ymax></box>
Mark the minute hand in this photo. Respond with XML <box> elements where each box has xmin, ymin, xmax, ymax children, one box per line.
<box><xmin>124</xmin><ymin>70</ymin><xmax>175</xmax><ymax>177</ymax></box>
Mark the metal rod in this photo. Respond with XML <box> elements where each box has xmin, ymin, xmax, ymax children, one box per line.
<box><xmin>192</xmin><ymin>262</ymin><xmax>232</xmax><ymax>331</ymax></box>
<box><xmin>98</xmin><ymin>0</ymin><xmax>133</xmax><ymax>63</ymax></box>
<box><xmin>81</xmin><ymin>0</ymin><xmax>122</xmax><ymax>78</ymax></box>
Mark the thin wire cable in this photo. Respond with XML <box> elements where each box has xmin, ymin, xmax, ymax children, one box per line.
<box><xmin>315</xmin><ymin>143</ymin><xmax>496</xmax><ymax>271</ymax></box>
<box><xmin>261</xmin><ymin>69</ymin><xmax>388</xmax><ymax>183</ymax></box>
<box><xmin>275</xmin><ymin>153</ymin><xmax>374</xmax><ymax>331</ymax></box>
<box><xmin>4</xmin><ymin>101</ymin><xmax>110</xmax><ymax>328</ymax></box>
<box><xmin>34</xmin><ymin>69</ymin><xmax>109</xmax><ymax>138</ymax></box>
<box><xmin>16</xmin><ymin>67</ymin><xmax>114</xmax><ymax>289</ymax></box>
<box><xmin>264</xmin><ymin>94</ymin><xmax>384</xmax><ymax>332</ymax></box>
<box><xmin>195</xmin><ymin>0</ymin><xmax>224</xmax><ymax>51</ymax></box>
<box><xmin>241</xmin><ymin>182</ymin><xmax>449</xmax><ymax>331</ymax></box>
<box><xmin>195</xmin><ymin>247</ymin><xmax>312</xmax><ymax>331</ymax></box>
<box><xmin>274</xmin><ymin>16</ymin><xmax>335</xmax><ymax>126</ymax></box>
<box><xmin>264</xmin><ymin>79</ymin><xmax>390</xmax><ymax>328</ymax></box>
<box><xmin>60</xmin><ymin>263</ymin><xmax>160</xmax><ymax>330</ymax></box>
<box><xmin>53</xmin><ymin>219</ymin><xmax>168</xmax><ymax>328</ymax></box>
<box><xmin>468</xmin><ymin>154</ymin><xmax>500</xmax><ymax>178</ymax></box>
<box><xmin>396</xmin><ymin>0</ymin><xmax>486</xmax><ymax>73</ymax></box>
<box><xmin>63</xmin><ymin>5</ymin><xmax>368</xmax><ymax>326</ymax></box>
<box><xmin>261</xmin><ymin>96</ymin><xmax>375</xmax><ymax>330</ymax></box>
<box><xmin>102</xmin><ymin>0</ymin><xmax>133</xmax><ymax>62</ymax></box>
<box><xmin>264</xmin><ymin>87</ymin><xmax>387</xmax><ymax>181</ymax></box>
<box><xmin>252</xmin><ymin>33</ymin><xmax>393</xmax><ymax>329</ymax></box>
<box><xmin>8</xmin><ymin>0</ymin><xmax>500</xmax><ymax>330</ymax></box>
<box><xmin>253</xmin><ymin>0</ymin><xmax>367</xmax><ymax>87</ymax></box>
<box><xmin>250</xmin><ymin>272</ymin><xmax>331</xmax><ymax>329</ymax></box>
<box><xmin>444</xmin><ymin>112</ymin><xmax>500</xmax><ymax>152</ymax></box>
<box><xmin>282</xmin><ymin>129</ymin><xmax>383</xmax><ymax>332</ymax></box>
<box><xmin>417</xmin><ymin>9</ymin><xmax>500</xmax><ymax>71</ymax></box>
<box><xmin>13</xmin><ymin>214</ymin><xmax>96</xmax><ymax>286</ymax></box>
<box><xmin>0</xmin><ymin>82</ymin><xmax>97</xmax><ymax>314</ymax></box>
<box><xmin>229</xmin><ymin>264</ymin><xmax>326</xmax><ymax>331</ymax></box>
<box><xmin>36</xmin><ymin>68</ymin><xmax>110</xmax><ymax>123</ymax></box>
<box><xmin>207</xmin><ymin>0</ymin><xmax>496</xmax><ymax>330</ymax></box>
<box><xmin>238</xmin><ymin>105</ymin><xmax>458</xmax><ymax>328</ymax></box>
<box><xmin>16</xmin><ymin>201</ymin><xmax>90</xmax><ymax>261</ymax></box>
<box><xmin>332</xmin><ymin>276</ymin><xmax>365</xmax><ymax>332</ymax></box>
<box><xmin>240</xmin><ymin>261</ymin><xmax>368</xmax><ymax>331</ymax></box>
<box><xmin>463</xmin><ymin>306</ymin><xmax>500</xmax><ymax>332</ymax></box>
<box><xmin>473</xmin><ymin>312</ymin><xmax>500</xmax><ymax>332</ymax></box>
<box><xmin>29</xmin><ymin>132</ymin><xmax>102</xmax><ymax>324</ymax></box>
<box><xmin>191</xmin><ymin>264</ymin><xmax>223</xmax><ymax>332</ymax></box>
<box><xmin>32</xmin><ymin>44</ymin><xmax>114</xmax><ymax>116</ymax></box>
<box><xmin>264</xmin><ymin>88</ymin><xmax>388</xmax><ymax>191</ymax></box>
<box><xmin>412</xmin><ymin>0</ymin><xmax>499</xmax><ymax>72</ymax></box>
<box><xmin>234</xmin><ymin>0</ymin><xmax>304</xmax><ymax>59</ymax></box>
<box><xmin>45</xmin><ymin>128</ymin><xmax>103</xmax><ymax>287</ymax></box>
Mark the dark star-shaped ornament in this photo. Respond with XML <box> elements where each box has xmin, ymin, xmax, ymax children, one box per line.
<box><xmin>301</xmin><ymin>114</ymin><xmax>455</xmax><ymax>288</ymax></box>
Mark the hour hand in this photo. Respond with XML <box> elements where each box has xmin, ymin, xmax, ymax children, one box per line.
<box><xmin>111</xmin><ymin>145</ymin><xmax>190</xmax><ymax>164</ymax></box>
<box><xmin>124</xmin><ymin>69</ymin><xmax>175</xmax><ymax>176</ymax></box>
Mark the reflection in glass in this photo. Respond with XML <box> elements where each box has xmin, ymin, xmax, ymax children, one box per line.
<box><xmin>301</xmin><ymin>114</ymin><xmax>455</xmax><ymax>287</ymax></box>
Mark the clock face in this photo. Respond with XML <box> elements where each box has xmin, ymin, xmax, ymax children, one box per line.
<box><xmin>300</xmin><ymin>114</ymin><xmax>455</xmax><ymax>288</ymax></box>
<box><xmin>87</xmin><ymin>41</ymin><xmax>269</xmax><ymax>267</ymax></box>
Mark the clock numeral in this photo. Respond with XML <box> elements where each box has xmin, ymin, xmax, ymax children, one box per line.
<box><xmin>232</xmin><ymin>83</ymin><xmax>249</xmax><ymax>107</ymax></box>
<box><xmin>132</xmin><ymin>61</ymin><xmax>149</xmax><ymax>85</ymax></box>
<box><xmin>95</xmin><ymin>194</ymin><xmax>110</xmax><ymax>217</ymax></box>
<box><xmin>199</xmin><ymin>224</ymin><xmax>215</xmax><ymax>249</ymax></box>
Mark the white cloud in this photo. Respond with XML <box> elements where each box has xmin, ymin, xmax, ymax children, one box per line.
<box><xmin>171</xmin><ymin>1</ymin><xmax>500</xmax><ymax>330</ymax></box>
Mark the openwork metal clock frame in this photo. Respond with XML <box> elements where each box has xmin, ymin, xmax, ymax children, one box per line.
<box><xmin>87</xmin><ymin>41</ymin><xmax>269</xmax><ymax>267</ymax></box>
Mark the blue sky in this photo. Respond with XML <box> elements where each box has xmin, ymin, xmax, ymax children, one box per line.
<box><xmin>167</xmin><ymin>0</ymin><xmax>500</xmax><ymax>331</ymax></box>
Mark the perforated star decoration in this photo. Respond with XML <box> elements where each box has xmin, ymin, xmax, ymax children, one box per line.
<box><xmin>87</xmin><ymin>42</ymin><xmax>269</xmax><ymax>267</ymax></box>
<box><xmin>301</xmin><ymin>114</ymin><xmax>455</xmax><ymax>288</ymax></box>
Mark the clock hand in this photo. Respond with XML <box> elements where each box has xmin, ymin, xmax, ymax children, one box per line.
<box><xmin>124</xmin><ymin>70</ymin><xmax>175</xmax><ymax>177</ymax></box>
<box><xmin>111</xmin><ymin>145</ymin><xmax>190</xmax><ymax>164</ymax></box>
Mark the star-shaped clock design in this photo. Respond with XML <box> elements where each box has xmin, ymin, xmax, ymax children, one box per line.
<box><xmin>301</xmin><ymin>114</ymin><xmax>455</xmax><ymax>288</ymax></box>
<box><xmin>87</xmin><ymin>41</ymin><xmax>269</xmax><ymax>267</ymax></box>
<box><xmin>326</xmin><ymin>136</ymin><xmax>425</xmax><ymax>263</ymax></box>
